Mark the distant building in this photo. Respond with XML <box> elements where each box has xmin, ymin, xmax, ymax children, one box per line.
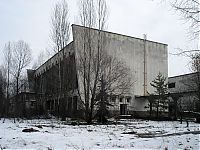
<box><xmin>168</xmin><ymin>73</ymin><xmax>199</xmax><ymax>112</ymax></box>
<box><xmin>13</xmin><ymin>25</ymin><xmax>168</xmax><ymax>118</ymax></box>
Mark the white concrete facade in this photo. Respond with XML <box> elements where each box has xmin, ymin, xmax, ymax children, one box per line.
<box><xmin>72</xmin><ymin>24</ymin><xmax>168</xmax><ymax>113</ymax></box>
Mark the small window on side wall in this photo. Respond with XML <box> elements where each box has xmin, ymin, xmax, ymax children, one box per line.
<box><xmin>168</xmin><ymin>82</ymin><xmax>175</xmax><ymax>88</ymax></box>
<box><xmin>127</xmin><ymin>97</ymin><xmax>131</xmax><ymax>103</ymax></box>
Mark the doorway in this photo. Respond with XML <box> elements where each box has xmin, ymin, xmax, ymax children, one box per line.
<box><xmin>120</xmin><ymin>104</ymin><xmax>127</xmax><ymax>115</ymax></box>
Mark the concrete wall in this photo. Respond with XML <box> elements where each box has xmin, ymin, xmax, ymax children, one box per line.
<box><xmin>108</xmin><ymin>96</ymin><xmax>134</xmax><ymax>115</ymax></box>
<box><xmin>102</xmin><ymin>31</ymin><xmax>168</xmax><ymax>96</ymax></box>
<box><xmin>26</xmin><ymin>42</ymin><xmax>82</xmax><ymax>117</ymax></box>
<box><xmin>72</xmin><ymin>24</ymin><xmax>168</xmax><ymax>112</ymax></box>
<box><xmin>34</xmin><ymin>42</ymin><xmax>74</xmax><ymax>77</ymax></box>
<box><xmin>24</xmin><ymin>24</ymin><xmax>168</xmax><ymax>117</ymax></box>
<box><xmin>169</xmin><ymin>73</ymin><xmax>199</xmax><ymax>112</ymax></box>
<box><xmin>169</xmin><ymin>73</ymin><xmax>197</xmax><ymax>93</ymax></box>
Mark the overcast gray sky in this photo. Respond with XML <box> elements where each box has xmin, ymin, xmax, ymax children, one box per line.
<box><xmin>0</xmin><ymin>0</ymin><xmax>198</xmax><ymax>77</ymax></box>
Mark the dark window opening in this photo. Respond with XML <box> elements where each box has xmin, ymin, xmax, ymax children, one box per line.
<box><xmin>30</xmin><ymin>101</ymin><xmax>35</xmax><ymax>107</ymax></box>
<box><xmin>120</xmin><ymin>104</ymin><xmax>127</xmax><ymax>115</ymax></box>
<box><xmin>46</xmin><ymin>100</ymin><xmax>54</xmax><ymax>111</ymax></box>
<box><xmin>168</xmin><ymin>82</ymin><xmax>175</xmax><ymax>88</ymax></box>
<box><xmin>120</xmin><ymin>97</ymin><xmax>123</xmax><ymax>102</ymax></box>
<box><xmin>46</xmin><ymin>101</ymin><xmax>50</xmax><ymax>110</ymax></box>
<box><xmin>111</xmin><ymin>96</ymin><xmax>116</xmax><ymax>103</ymax></box>
<box><xmin>68</xmin><ymin>97</ymin><xmax>72</xmax><ymax>112</ymax></box>
<box><xmin>127</xmin><ymin>97</ymin><xmax>131</xmax><ymax>103</ymax></box>
<box><xmin>73</xmin><ymin>96</ymin><xmax>78</xmax><ymax>112</ymax></box>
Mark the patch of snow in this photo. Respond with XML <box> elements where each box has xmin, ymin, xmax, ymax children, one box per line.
<box><xmin>0</xmin><ymin>119</ymin><xmax>199</xmax><ymax>149</ymax></box>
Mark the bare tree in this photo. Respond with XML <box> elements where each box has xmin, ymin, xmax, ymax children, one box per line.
<box><xmin>18</xmin><ymin>74</ymin><xmax>29</xmax><ymax>93</ymax></box>
<box><xmin>79</xmin><ymin>0</ymin><xmax>96</xmax><ymax>28</ymax></box>
<box><xmin>3</xmin><ymin>42</ymin><xmax>12</xmax><ymax>117</ymax></box>
<box><xmin>78</xmin><ymin>0</ymin><xmax>96</xmax><ymax>123</ymax></box>
<box><xmin>168</xmin><ymin>0</ymin><xmax>200</xmax><ymax>117</ymax></box>
<box><xmin>50</xmin><ymin>0</ymin><xmax>70</xmax><ymax>53</ymax></box>
<box><xmin>87</xmin><ymin>0</ymin><xmax>108</xmax><ymax>123</ymax></box>
<box><xmin>167</xmin><ymin>0</ymin><xmax>200</xmax><ymax>55</ymax></box>
<box><xmin>99</xmin><ymin>52</ymin><xmax>132</xmax><ymax>96</ymax></box>
<box><xmin>0</xmin><ymin>67</ymin><xmax>6</xmax><ymax>118</ymax></box>
<box><xmin>77</xmin><ymin>0</ymin><xmax>132</xmax><ymax>123</ymax></box>
<box><xmin>171</xmin><ymin>0</ymin><xmax>199</xmax><ymax>37</ymax></box>
<box><xmin>190</xmin><ymin>53</ymin><xmax>200</xmax><ymax>111</ymax></box>
<box><xmin>179</xmin><ymin>53</ymin><xmax>200</xmax><ymax>112</ymax></box>
<box><xmin>78</xmin><ymin>0</ymin><xmax>103</xmax><ymax>123</ymax></box>
<box><xmin>32</xmin><ymin>51</ymin><xmax>46</xmax><ymax>70</ymax></box>
<box><xmin>50</xmin><ymin>0</ymin><xmax>71</xmax><ymax>117</ymax></box>
<box><xmin>11</xmin><ymin>41</ymin><xmax>32</xmax><ymax>97</ymax></box>
<box><xmin>10</xmin><ymin>41</ymin><xmax>31</xmax><ymax>118</ymax></box>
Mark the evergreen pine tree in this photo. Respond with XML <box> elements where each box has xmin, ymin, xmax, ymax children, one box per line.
<box><xmin>150</xmin><ymin>72</ymin><xmax>168</xmax><ymax>119</ymax></box>
<box><xmin>95</xmin><ymin>76</ymin><xmax>110</xmax><ymax>124</ymax></box>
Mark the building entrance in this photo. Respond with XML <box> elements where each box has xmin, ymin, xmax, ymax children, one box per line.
<box><xmin>120</xmin><ymin>104</ymin><xmax>127</xmax><ymax>115</ymax></box>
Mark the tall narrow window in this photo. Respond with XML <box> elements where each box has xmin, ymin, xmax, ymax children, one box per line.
<box><xmin>120</xmin><ymin>97</ymin><xmax>123</xmax><ymax>102</ymax></box>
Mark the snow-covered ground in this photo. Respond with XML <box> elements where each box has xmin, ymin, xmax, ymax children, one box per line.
<box><xmin>0</xmin><ymin>118</ymin><xmax>199</xmax><ymax>149</ymax></box>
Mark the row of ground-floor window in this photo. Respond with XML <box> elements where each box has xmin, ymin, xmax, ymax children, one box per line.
<box><xmin>9</xmin><ymin>92</ymin><xmax>79</xmax><ymax>118</ymax></box>
<box><xmin>8</xmin><ymin>92</ymin><xmax>133</xmax><ymax>118</ymax></box>
<box><xmin>8</xmin><ymin>92</ymin><xmax>199</xmax><ymax>120</ymax></box>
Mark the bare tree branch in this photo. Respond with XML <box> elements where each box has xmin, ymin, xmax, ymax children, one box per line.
<box><xmin>11</xmin><ymin>40</ymin><xmax>32</xmax><ymax>96</ymax></box>
<box><xmin>77</xmin><ymin>0</ymin><xmax>133</xmax><ymax>123</ymax></box>
<box><xmin>50</xmin><ymin>0</ymin><xmax>71</xmax><ymax>118</ymax></box>
<box><xmin>171</xmin><ymin>0</ymin><xmax>200</xmax><ymax>37</ymax></box>
<box><xmin>50</xmin><ymin>0</ymin><xmax>70</xmax><ymax>53</ymax></box>
<box><xmin>169</xmin><ymin>48</ymin><xmax>200</xmax><ymax>57</ymax></box>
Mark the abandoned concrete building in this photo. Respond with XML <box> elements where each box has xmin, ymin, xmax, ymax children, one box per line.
<box><xmin>15</xmin><ymin>24</ymin><xmax>168</xmax><ymax>118</ymax></box>
<box><xmin>168</xmin><ymin>73</ymin><xmax>200</xmax><ymax>112</ymax></box>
